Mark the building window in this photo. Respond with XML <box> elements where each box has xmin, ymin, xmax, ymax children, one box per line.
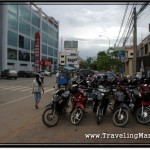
<box><xmin>42</xmin><ymin>21</ymin><xmax>48</xmax><ymax>33</ymax></box>
<box><xmin>8</xmin><ymin>13</ymin><xmax>18</xmax><ymax>31</ymax></box>
<box><xmin>19</xmin><ymin>50</ymin><xmax>30</xmax><ymax>61</ymax></box>
<box><xmin>48</xmin><ymin>47</ymin><xmax>53</xmax><ymax>56</ymax></box>
<box><xmin>32</xmin><ymin>26</ymin><xmax>39</xmax><ymax>39</ymax></box>
<box><xmin>8</xmin><ymin>30</ymin><xmax>17</xmax><ymax>47</ymax></box>
<box><xmin>32</xmin><ymin>13</ymin><xmax>40</xmax><ymax>28</ymax></box>
<box><xmin>48</xmin><ymin>36</ymin><xmax>53</xmax><ymax>46</ymax></box>
<box><xmin>54</xmin><ymin>40</ymin><xmax>58</xmax><ymax>48</ymax></box>
<box><xmin>8</xmin><ymin>4</ymin><xmax>17</xmax><ymax>14</ymax></box>
<box><xmin>42</xmin><ymin>44</ymin><xmax>47</xmax><ymax>55</ymax></box>
<box><xmin>31</xmin><ymin>53</ymin><xmax>34</xmax><ymax>62</ymax></box>
<box><xmin>42</xmin><ymin>32</ymin><xmax>48</xmax><ymax>44</ymax></box>
<box><xmin>61</xmin><ymin>55</ymin><xmax>64</xmax><ymax>58</ymax></box>
<box><xmin>61</xmin><ymin>61</ymin><xmax>64</xmax><ymax>63</ymax></box>
<box><xmin>19</xmin><ymin>5</ymin><xmax>30</xmax><ymax>22</ymax></box>
<box><xmin>31</xmin><ymin>40</ymin><xmax>35</xmax><ymax>52</ymax></box>
<box><xmin>19</xmin><ymin>35</ymin><xmax>30</xmax><ymax>50</ymax></box>
<box><xmin>19</xmin><ymin>35</ymin><xmax>24</xmax><ymax>48</ymax></box>
<box><xmin>7</xmin><ymin>48</ymin><xmax>17</xmax><ymax>60</ymax></box>
<box><xmin>19</xmin><ymin>20</ymin><xmax>30</xmax><ymax>36</ymax></box>
<box><xmin>130</xmin><ymin>53</ymin><xmax>133</xmax><ymax>55</ymax></box>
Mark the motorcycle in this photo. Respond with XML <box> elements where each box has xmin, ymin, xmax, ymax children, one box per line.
<box><xmin>112</xmin><ymin>85</ymin><xmax>130</xmax><ymax>127</ymax></box>
<box><xmin>93</xmin><ymin>85</ymin><xmax>110</xmax><ymax>124</ymax></box>
<box><xmin>120</xmin><ymin>80</ymin><xmax>150</xmax><ymax>125</ymax></box>
<box><xmin>69</xmin><ymin>83</ymin><xmax>89</xmax><ymax>125</ymax></box>
<box><xmin>131</xmin><ymin>84</ymin><xmax>150</xmax><ymax>125</ymax></box>
<box><xmin>42</xmin><ymin>86</ymin><xmax>70</xmax><ymax>127</ymax></box>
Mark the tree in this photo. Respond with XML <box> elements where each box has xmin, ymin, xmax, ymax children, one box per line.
<box><xmin>79</xmin><ymin>60</ymin><xmax>88</xmax><ymax>69</ymax></box>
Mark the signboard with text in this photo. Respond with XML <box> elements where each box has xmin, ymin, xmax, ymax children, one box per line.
<box><xmin>34</xmin><ymin>32</ymin><xmax>40</xmax><ymax>71</ymax></box>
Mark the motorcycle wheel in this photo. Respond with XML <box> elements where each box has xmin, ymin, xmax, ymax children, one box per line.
<box><xmin>97</xmin><ymin>105</ymin><xmax>104</xmax><ymax>125</ymax></box>
<box><xmin>112</xmin><ymin>108</ymin><xmax>129</xmax><ymax>127</ymax></box>
<box><xmin>42</xmin><ymin>107</ymin><xmax>59</xmax><ymax>127</ymax></box>
<box><xmin>135</xmin><ymin>107</ymin><xmax>150</xmax><ymax>125</ymax></box>
<box><xmin>71</xmin><ymin>107</ymin><xmax>83</xmax><ymax>125</ymax></box>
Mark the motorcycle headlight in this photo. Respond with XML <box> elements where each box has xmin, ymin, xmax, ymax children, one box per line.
<box><xmin>53</xmin><ymin>94</ymin><xmax>60</xmax><ymax>102</ymax></box>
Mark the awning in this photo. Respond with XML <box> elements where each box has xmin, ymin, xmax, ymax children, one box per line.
<box><xmin>63</xmin><ymin>66</ymin><xmax>76</xmax><ymax>71</ymax></box>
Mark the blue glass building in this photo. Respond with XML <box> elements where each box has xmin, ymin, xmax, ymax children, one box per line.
<box><xmin>0</xmin><ymin>2</ymin><xmax>59</xmax><ymax>72</ymax></box>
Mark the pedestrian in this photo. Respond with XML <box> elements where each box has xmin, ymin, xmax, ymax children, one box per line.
<box><xmin>32</xmin><ymin>74</ymin><xmax>44</xmax><ymax>109</ymax></box>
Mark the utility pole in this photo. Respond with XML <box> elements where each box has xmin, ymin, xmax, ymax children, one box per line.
<box><xmin>133</xmin><ymin>7</ymin><xmax>137</xmax><ymax>77</ymax></box>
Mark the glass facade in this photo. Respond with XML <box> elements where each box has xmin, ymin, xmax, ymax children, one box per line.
<box><xmin>7</xmin><ymin>48</ymin><xmax>17</xmax><ymax>60</ymax></box>
<box><xmin>42</xmin><ymin>44</ymin><xmax>47</xmax><ymax>55</ymax></box>
<box><xmin>19</xmin><ymin>20</ymin><xmax>30</xmax><ymax>36</ymax></box>
<box><xmin>19</xmin><ymin>5</ymin><xmax>30</xmax><ymax>22</ymax></box>
<box><xmin>19</xmin><ymin>50</ymin><xmax>30</xmax><ymax>61</ymax></box>
<box><xmin>8</xmin><ymin>13</ymin><xmax>18</xmax><ymax>31</ymax></box>
<box><xmin>8</xmin><ymin>4</ymin><xmax>17</xmax><ymax>14</ymax></box>
<box><xmin>32</xmin><ymin>13</ymin><xmax>40</xmax><ymax>28</ymax></box>
<box><xmin>7</xmin><ymin>30</ymin><xmax>18</xmax><ymax>47</ymax></box>
<box><xmin>6</xmin><ymin>3</ymin><xmax>59</xmax><ymax>71</ymax></box>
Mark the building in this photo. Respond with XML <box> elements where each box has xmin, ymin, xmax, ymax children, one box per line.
<box><xmin>59</xmin><ymin>40</ymin><xmax>79</xmax><ymax>68</ymax></box>
<box><xmin>124</xmin><ymin>46</ymin><xmax>134</xmax><ymax>77</ymax></box>
<box><xmin>137</xmin><ymin>34</ymin><xmax>150</xmax><ymax>77</ymax></box>
<box><xmin>0</xmin><ymin>2</ymin><xmax>59</xmax><ymax>72</ymax></box>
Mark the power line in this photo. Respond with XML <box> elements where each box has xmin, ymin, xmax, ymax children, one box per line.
<box><xmin>114</xmin><ymin>3</ymin><xmax>129</xmax><ymax>48</ymax></box>
<box><xmin>116</xmin><ymin>3</ymin><xmax>135</xmax><ymax>47</ymax></box>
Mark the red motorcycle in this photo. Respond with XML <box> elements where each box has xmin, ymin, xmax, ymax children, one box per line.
<box><xmin>134</xmin><ymin>84</ymin><xmax>150</xmax><ymax>124</ymax></box>
<box><xmin>70</xmin><ymin>85</ymin><xmax>88</xmax><ymax>125</ymax></box>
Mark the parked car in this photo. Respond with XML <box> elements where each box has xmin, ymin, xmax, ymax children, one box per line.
<box><xmin>97</xmin><ymin>72</ymin><xmax>118</xmax><ymax>80</ymax></box>
<box><xmin>79</xmin><ymin>69</ymin><xmax>94</xmax><ymax>80</ymax></box>
<box><xmin>1</xmin><ymin>69</ymin><xmax>18</xmax><ymax>79</ymax></box>
<box><xmin>18</xmin><ymin>71</ymin><xmax>33</xmax><ymax>78</ymax></box>
<box><xmin>40</xmin><ymin>70</ymin><xmax>51</xmax><ymax>76</ymax></box>
<box><xmin>0</xmin><ymin>73</ymin><xmax>1</xmax><ymax>80</ymax></box>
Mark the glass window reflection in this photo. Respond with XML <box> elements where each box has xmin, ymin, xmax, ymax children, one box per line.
<box><xmin>7</xmin><ymin>48</ymin><xmax>17</xmax><ymax>60</ymax></box>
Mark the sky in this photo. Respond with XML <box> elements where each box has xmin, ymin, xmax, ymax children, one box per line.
<box><xmin>37</xmin><ymin>2</ymin><xmax>150</xmax><ymax>59</ymax></box>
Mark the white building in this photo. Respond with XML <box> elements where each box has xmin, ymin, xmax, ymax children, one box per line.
<box><xmin>59</xmin><ymin>40</ymin><xmax>79</xmax><ymax>68</ymax></box>
<box><xmin>59</xmin><ymin>50</ymin><xmax>79</xmax><ymax>68</ymax></box>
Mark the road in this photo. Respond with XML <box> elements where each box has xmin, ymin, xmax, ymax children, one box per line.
<box><xmin>0</xmin><ymin>76</ymin><xmax>150</xmax><ymax>146</ymax></box>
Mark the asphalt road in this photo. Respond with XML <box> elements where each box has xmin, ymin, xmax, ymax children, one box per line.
<box><xmin>0</xmin><ymin>76</ymin><xmax>150</xmax><ymax>147</ymax></box>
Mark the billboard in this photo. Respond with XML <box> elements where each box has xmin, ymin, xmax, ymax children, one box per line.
<box><xmin>64</xmin><ymin>41</ymin><xmax>78</xmax><ymax>50</ymax></box>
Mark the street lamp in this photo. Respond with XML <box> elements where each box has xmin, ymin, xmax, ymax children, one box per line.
<box><xmin>99</xmin><ymin>35</ymin><xmax>110</xmax><ymax>50</ymax></box>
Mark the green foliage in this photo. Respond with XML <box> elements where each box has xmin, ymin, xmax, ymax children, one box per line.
<box><xmin>79</xmin><ymin>60</ymin><xmax>88</xmax><ymax>69</ymax></box>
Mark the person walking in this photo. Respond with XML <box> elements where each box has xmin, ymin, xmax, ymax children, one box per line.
<box><xmin>32</xmin><ymin>74</ymin><xmax>44</xmax><ymax>109</ymax></box>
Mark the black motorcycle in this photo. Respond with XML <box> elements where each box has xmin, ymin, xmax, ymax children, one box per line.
<box><xmin>112</xmin><ymin>85</ymin><xmax>130</xmax><ymax>127</ymax></box>
<box><xmin>42</xmin><ymin>87</ymin><xmax>70</xmax><ymax>127</ymax></box>
<box><xmin>93</xmin><ymin>85</ymin><xmax>110</xmax><ymax>124</ymax></box>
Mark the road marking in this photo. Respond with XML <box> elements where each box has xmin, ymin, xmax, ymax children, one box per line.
<box><xmin>0</xmin><ymin>88</ymin><xmax>54</xmax><ymax>107</ymax></box>
<box><xmin>10</xmin><ymin>86</ymin><xmax>30</xmax><ymax>91</ymax></box>
<box><xmin>20</xmin><ymin>87</ymin><xmax>33</xmax><ymax>92</ymax></box>
<box><xmin>1</xmin><ymin>86</ymin><xmax>23</xmax><ymax>90</ymax></box>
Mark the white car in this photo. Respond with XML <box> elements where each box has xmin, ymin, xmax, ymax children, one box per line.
<box><xmin>40</xmin><ymin>70</ymin><xmax>51</xmax><ymax>76</ymax></box>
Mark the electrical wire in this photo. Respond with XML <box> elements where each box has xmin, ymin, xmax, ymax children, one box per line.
<box><xmin>114</xmin><ymin>3</ymin><xmax>129</xmax><ymax>48</ymax></box>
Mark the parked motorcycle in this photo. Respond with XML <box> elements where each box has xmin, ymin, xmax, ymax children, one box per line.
<box><xmin>92</xmin><ymin>85</ymin><xmax>110</xmax><ymax>124</ymax></box>
<box><xmin>69</xmin><ymin>83</ymin><xmax>89</xmax><ymax>125</ymax></box>
<box><xmin>42</xmin><ymin>87</ymin><xmax>70</xmax><ymax>127</ymax></box>
<box><xmin>112</xmin><ymin>85</ymin><xmax>130</xmax><ymax>127</ymax></box>
<box><xmin>130</xmin><ymin>84</ymin><xmax>150</xmax><ymax>125</ymax></box>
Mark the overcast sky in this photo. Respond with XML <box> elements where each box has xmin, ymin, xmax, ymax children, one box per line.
<box><xmin>37</xmin><ymin>2</ymin><xmax>150</xmax><ymax>59</ymax></box>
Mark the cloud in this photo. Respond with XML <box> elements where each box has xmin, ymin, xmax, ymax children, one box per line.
<box><xmin>37</xmin><ymin>3</ymin><xmax>150</xmax><ymax>59</ymax></box>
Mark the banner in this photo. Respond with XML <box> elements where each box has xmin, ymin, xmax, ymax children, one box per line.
<box><xmin>34</xmin><ymin>31</ymin><xmax>40</xmax><ymax>71</ymax></box>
